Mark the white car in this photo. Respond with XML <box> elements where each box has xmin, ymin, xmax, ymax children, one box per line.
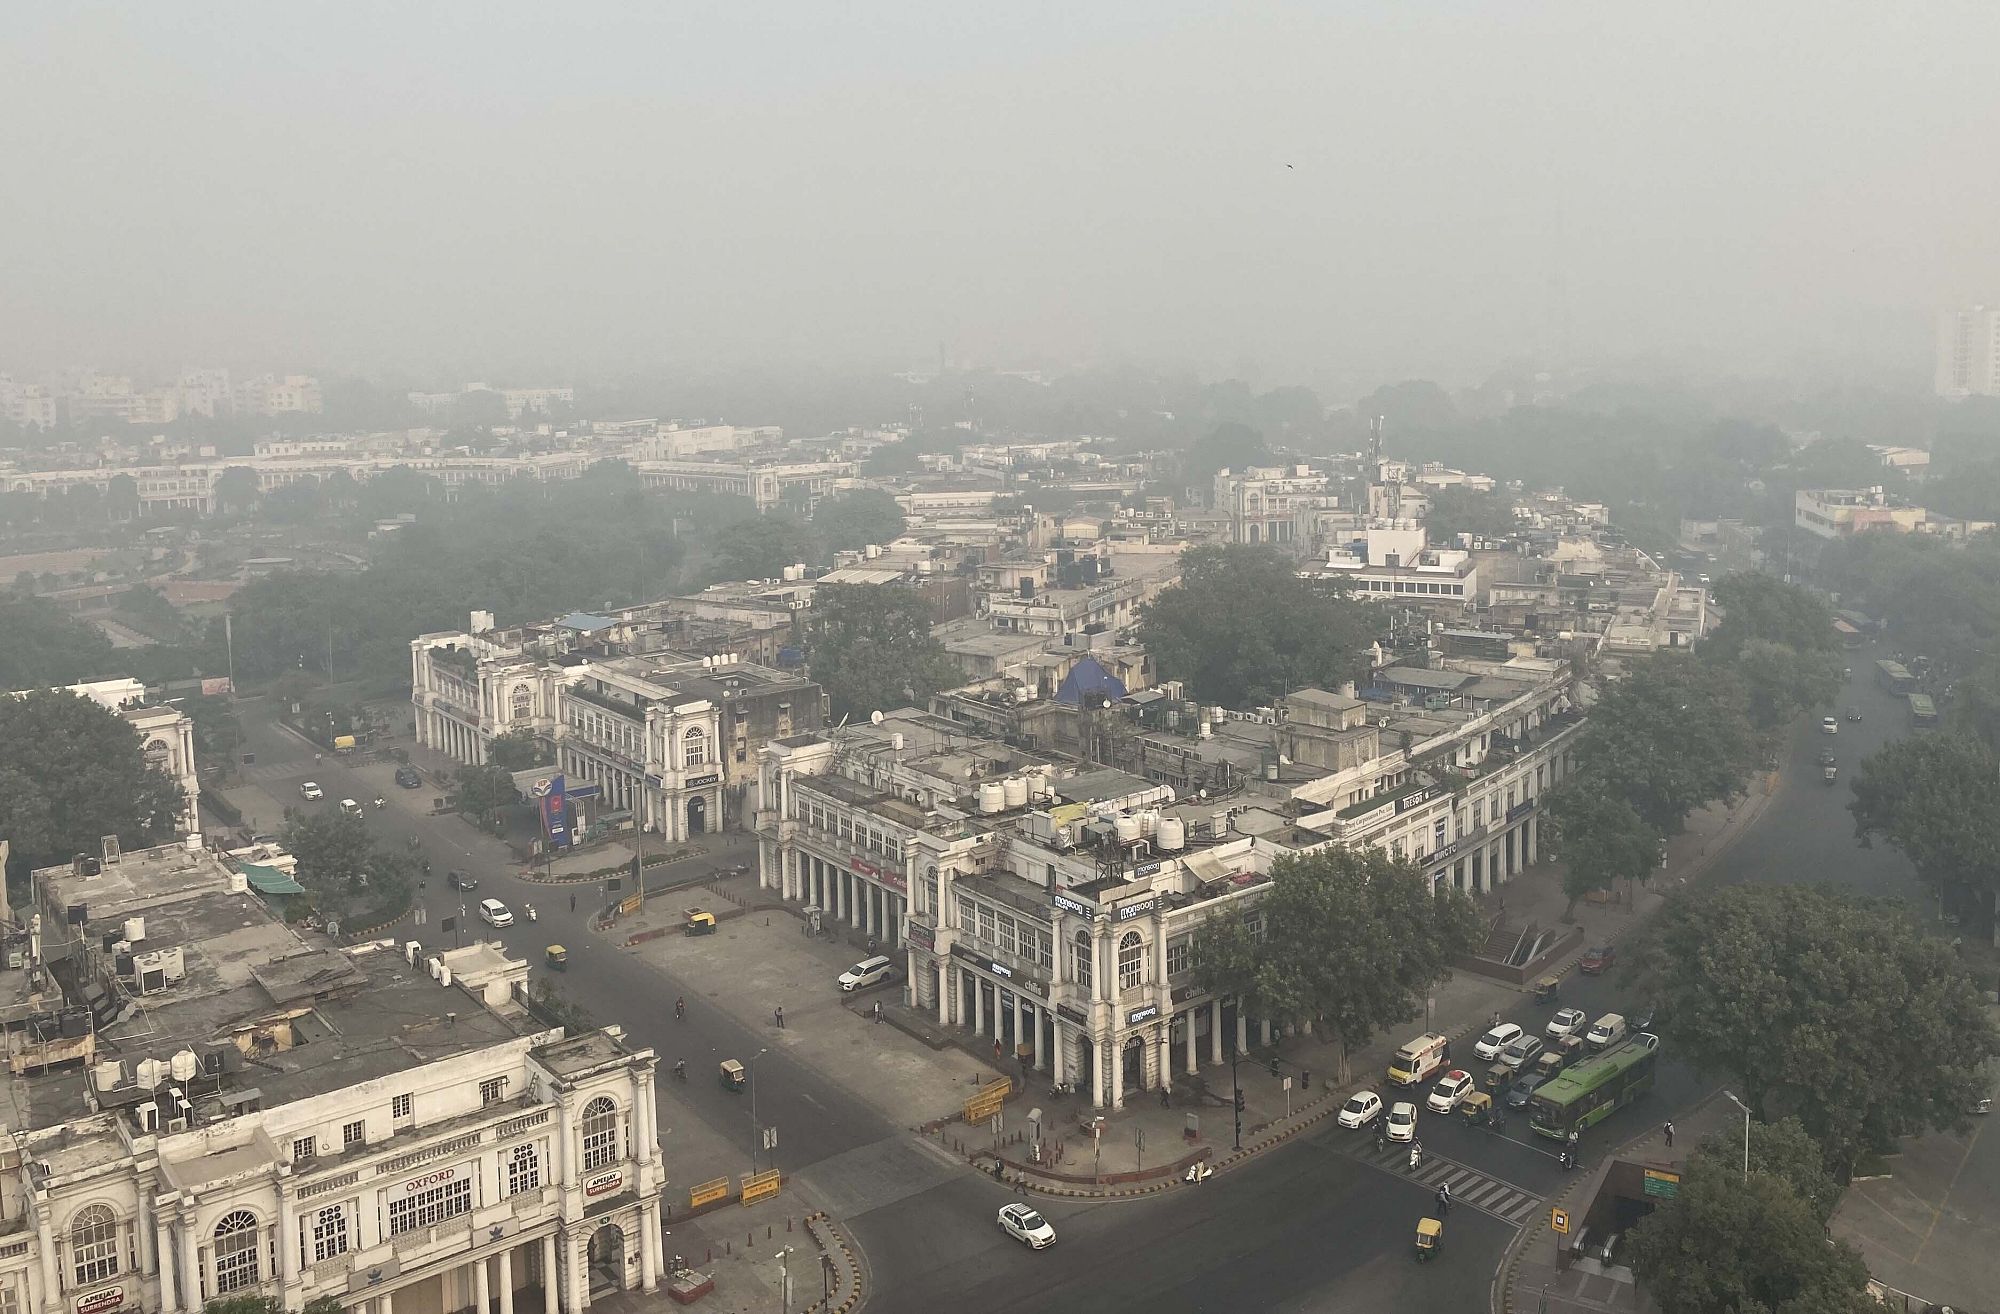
<box><xmin>1821</xmin><ymin>716</ymin><xmax>1838</xmax><ymax>735</ymax></box>
<box><xmin>1427</xmin><ymin>1070</ymin><xmax>1474</xmax><ymax>1113</ymax></box>
<box><xmin>1546</xmin><ymin>1007</ymin><xmax>1588</xmax><ymax>1040</ymax></box>
<box><xmin>478</xmin><ymin>898</ymin><xmax>514</xmax><ymax>928</ymax></box>
<box><xmin>998</xmin><ymin>1203</ymin><xmax>1055</xmax><ymax>1249</ymax></box>
<box><xmin>339</xmin><ymin>798</ymin><xmax>363</xmax><ymax>818</ymax></box>
<box><xmin>838</xmin><ymin>955</ymin><xmax>893</xmax><ymax>991</ymax></box>
<box><xmin>299</xmin><ymin>781</ymin><xmax>324</xmax><ymax>801</ymax></box>
<box><xmin>1386</xmin><ymin>1102</ymin><xmax>1419</xmax><ymax>1142</ymax></box>
<box><xmin>1474</xmin><ymin>1022</ymin><xmax>1523</xmax><ymax>1061</ymax></box>
<box><xmin>1337</xmin><ymin>1090</ymin><xmax>1384</xmax><ymax>1129</ymax></box>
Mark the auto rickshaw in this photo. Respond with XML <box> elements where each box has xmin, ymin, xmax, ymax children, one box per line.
<box><xmin>1460</xmin><ymin>1091</ymin><xmax>1495</xmax><ymax>1126</ymax></box>
<box><xmin>1484</xmin><ymin>1060</ymin><xmax>1513</xmax><ymax>1091</ymax></box>
<box><xmin>719</xmin><ymin>1059</ymin><xmax>747</xmax><ymax>1092</ymax></box>
<box><xmin>1532</xmin><ymin>976</ymin><xmax>1560</xmax><ymax>1005</ymax></box>
<box><xmin>1414</xmin><ymin>1216</ymin><xmax>1443</xmax><ymax>1262</ymax></box>
<box><xmin>545</xmin><ymin>945</ymin><xmax>568</xmax><ymax>972</ymax></box>
<box><xmin>1823</xmin><ymin>763</ymin><xmax>1838</xmax><ymax>785</ymax></box>
<box><xmin>684</xmin><ymin>909</ymin><xmax>717</xmax><ymax>936</ymax></box>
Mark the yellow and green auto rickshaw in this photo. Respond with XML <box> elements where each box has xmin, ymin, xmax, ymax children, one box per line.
<box><xmin>719</xmin><ymin>1059</ymin><xmax>747</xmax><ymax>1092</ymax></box>
<box><xmin>1532</xmin><ymin>976</ymin><xmax>1561</xmax><ymax>1005</ymax></box>
<box><xmin>545</xmin><ymin>945</ymin><xmax>568</xmax><ymax>972</ymax></box>
<box><xmin>1414</xmin><ymin>1216</ymin><xmax>1443</xmax><ymax>1262</ymax></box>
<box><xmin>1460</xmin><ymin>1091</ymin><xmax>1495</xmax><ymax>1126</ymax></box>
<box><xmin>684</xmin><ymin>909</ymin><xmax>718</xmax><ymax>936</ymax></box>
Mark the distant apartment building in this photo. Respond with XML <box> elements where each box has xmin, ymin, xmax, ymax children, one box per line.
<box><xmin>235</xmin><ymin>373</ymin><xmax>324</xmax><ymax>416</ymax></box>
<box><xmin>0</xmin><ymin>375</ymin><xmax>59</xmax><ymax>428</ymax></box>
<box><xmin>1304</xmin><ymin>524</ymin><xmax>1479</xmax><ymax>605</ymax></box>
<box><xmin>1936</xmin><ymin>305</ymin><xmax>2000</xmax><ymax>399</ymax></box>
<box><xmin>1794</xmin><ymin>488</ymin><xmax>1928</xmax><ymax>540</ymax></box>
<box><xmin>1212</xmin><ymin>465</ymin><xmax>1340</xmax><ymax>547</ymax></box>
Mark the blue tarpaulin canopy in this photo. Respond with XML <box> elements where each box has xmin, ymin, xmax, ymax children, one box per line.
<box><xmin>1055</xmin><ymin>656</ymin><xmax>1128</xmax><ymax>707</ymax></box>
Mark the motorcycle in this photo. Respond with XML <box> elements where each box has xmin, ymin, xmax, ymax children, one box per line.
<box><xmin>1048</xmin><ymin>1081</ymin><xmax>1072</xmax><ymax>1099</ymax></box>
<box><xmin>1408</xmin><ymin>1144</ymin><xmax>1424</xmax><ymax>1172</ymax></box>
<box><xmin>1184</xmin><ymin>1162</ymin><xmax>1214</xmax><ymax>1184</ymax></box>
<box><xmin>526</xmin><ymin>904</ymin><xmax>538</xmax><ymax>923</ymax></box>
<box><xmin>373</xmin><ymin>797</ymin><xmax>386</xmax><ymax>809</ymax></box>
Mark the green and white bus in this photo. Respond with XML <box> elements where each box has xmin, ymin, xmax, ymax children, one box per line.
<box><xmin>1528</xmin><ymin>1033</ymin><xmax>1660</xmax><ymax>1140</ymax></box>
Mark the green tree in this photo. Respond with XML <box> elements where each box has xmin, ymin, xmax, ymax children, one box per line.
<box><xmin>1193</xmin><ymin>846</ymin><xmax>1483</xmax><ymax>1082</ymax></box>
<box><xmin>1702</xmin><ymin>573</ymin><xmax>1843</xmax><ymax>744</ymax></box>
<box><xmin>454</xmin><ymin>763</ymin><xmax>522</xmax><ymax>826</ymax></box>
<box><xmin>1136</xmin><ymin>545</ymin><xmax>1373</xmax><ymax>708</ymax></box>
<box><xmin>451</xmin><ymin>389</ymin><xmax>511</xmax><ymax>429</ymax></box>
<box><xmin>805</xmin><ymin>584</ymin><xmax>961</xmax><ymax>721</ymax></box>
<box><xmin>0</xmin><ymin>691</ymin><xmax>187</xmax><ymax>883</ymax></box>
<box><xmin>714</xmin><ymin>514</ymin><xmax>813</xmax><ymax>581</ymax></box>
<box><xmin>1422</xmin><ymin>486</ymin><xmax>1516</xmax><ymax>542</ymax></box>
<box><xmin>1641</xmin><ymin>884</ymin><xmax>2000</xmax><ymax>1172</ymax></box>
<box><xmin>1693</xmin><ymin>1115</ymin><xmax>1844</xmax><ymax>1224</ymax></box>
<box><xmin>1625</xmin><ymin>1155</ymin><xmax>1876</xmax><ymax>1314</ymax></box>
<box><xmin>1181</xmin><ymin>422</ymin><xmax>1271</xmax><ymax>488</ymax></box>
<box><xmin>1579</xmin><ymin>652</ymin><xmax>1757</xmax><ymax>833</ymax></box>
<box><xmin>486</xmin><ymin>729</ymin><xmax>548</xmax><ymax>771</ymax></box>
<box><xmin>0</xmin><ymin>595</ymin><xmax>118</xmax><ymax>689</ymax></box>
<box><xmin>1848</xmin><ymin>731</ymin><xmax>2000</xmax><ymax>939</ymax></box>
<box><xmin>283</xmin><ymin>810</ymin><xmax>374</xmax><ymax>894</ymax></box>
<box><xmin>214</xmin><ymin>465</ymin><xmax>261</xmax><ymax>514</ymax></box>
<box><xmin>205</xmin><ymin>1297</ymin><xmax>344</xmax><ymax>1314</ymax></box>
<box><xmin>1540</xmin><ymin>782</ymin><xmax>1662</xmax><ymax>918</ymax></box>
<box><xmin>811</xmin><ymin>489</ymin><xmax>907</xmax><ymax>554</ymax></box>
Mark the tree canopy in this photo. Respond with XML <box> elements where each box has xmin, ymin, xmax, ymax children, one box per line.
<box><xmin>1700</xmin><ymin>573</ymin><xmax>1843</xmax><ymax>743</ymax></box>
<box><xmin>1625</xmin><ymin>1153</ymin><xmax>1876</xmax><ymax>1314</ymax></box>
<box><xmin>1640</xmin><ymin>883</ymin><xmax>1999</xmax><ymax>1171</ymax></box>
<box><xmin>1540</xmin><ymin>782</ymin><xmax>1661</xmax><ymax>918</ymax></box>
<box><xmin>1193</xmin><ymin>846</ymin><xmax>1483</xmax><ymax>1079</ymax></box>
<box><xmin>0</xmin><ymin>691</ymin><xmax>187</xmax><ymax>883</ymax></box>
<box><xmin>1136</xmin><ymin>545</ymin><xmax>1374</xmax><ymax>709</ymax></box>
<box><xmin>805</xmin><ymin>584</ymin><xmax>961</xmax><ymax>722</ymax></box>
<box><xmin>0</xmin><ymin>595</ymin><xmax>119</xmax><ymax>690</ymax></box>
<box><xmin>485</xmin><ymin>729</ymin><xmax>548</xmax><ymax>771</ymax></box>
<box><xmin>1848</xmin><ymin>730</ymin><xmax>2000</xmax><ymax>938</ymax></box>
<box><xmin>811</xmin><ymin>489</ymin><xmax>906</xmax><ymax>554</ymax></box>
<box><xmin>1577</xmin><ymin>652</ymin><xmax>1757</xmax><ymax>833</ymax></box>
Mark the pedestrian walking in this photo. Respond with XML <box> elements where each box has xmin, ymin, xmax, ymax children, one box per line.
<box><xmin>992</xmin><ymin>1039</ymin><xmax>1003</xmax><ymax>1061</ymax></box>
<box><xmin>872</xmin><ymin>1002</ymin><xmax>883</xmax><ymax>1024</ymax></box>
<box><xmin>1015</xmin><ymin>1176</ymin><xmax>1028</xmax><ymax>1196</ymax></box>
<box><xmin>1663</xmin><ymin>1120</ymin><xmax>1675</xmax><ymax>1148</ymax></box>
<box><xmin>569</xmin><ymin>893</ymin><xmax>577</xmax><ymax>912</ymax></box>
<box><xmin>775</xmin><ymin>1006</ymin><xmax>785</xmax><ymax>1029</ymax></box>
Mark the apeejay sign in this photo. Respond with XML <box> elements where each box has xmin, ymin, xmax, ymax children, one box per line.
<box><xmin>584</xmin><ymin>1170</ymin><xmax>624</xmax><ymax>1198</ymax></box>
<box><xmin>75</xmin><ymin>1287</ymin><xmax>123</xmax><ymax>1314</ymax></box>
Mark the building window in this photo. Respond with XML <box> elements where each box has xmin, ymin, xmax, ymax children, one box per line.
<box><xmin>683</xmin><ymin>727</ymin><xmax>708</xmax><ymax>767</ymax></box>
<box><xmin>292</xmin><ymin>1136</ymin><xmax>316</xmax><ymax>1162</ymax></box>
<box><xmin>977</xmin><ymin>904</ymin><xmax>995</xmax><ymax>945</ymax></box>
<box><xmin>1117</xmin><ymin>931</ymin><xmax>1144</xmax><ymax>991</ymax></box>
<box><xmin>581</xmin><ymin>1096</ymin><xmax>620</xmax><ymax>1171</ymax></box>
<box><xmin>1036</xmin><ymin>930</ymin><xmax>1053</xmax><ymax>971</ymax></box>
<box><xmin>1073</xmin><ymin>931</ymin><xmax>1092</xmax><ymax>990</ymax></box>
<box><xmin>1166</xmin><ymin>935</ymin><xmax>1191</xmax><ymax>977</ymax></box>
<box><xmin>70</xmin><ymin>1205</ymin><xmax>121</xmax><ymax>1286</ymax></box>
<box><xmin>506</xmin><ymin>1144</ymin><xmax>542</xmax><ymax>1197</ymax></box>
<box><xmin>480</xmin><ymin>1077</ymin><xmax>509</xmax><ymax>1106</ymax></box>
<box><xmin>392</xmin><ymin>1093</ymin><xmax>413</xmax><ymax>1121</ymax></box>
<box><xmin>308</xmin><ymin>1205</ymin><xmax>348</xmax><ymax>1264</ymax></box>
<box><xmin>997</xmin><ymin>914</ymin><xmax>1016</xmax><ymax>956</ymax></box>
<box><xmin>342</xmin><ymin>1120</ymin><xmax>364</xmax><ymax>1149</ymax></box>
<box><xmin>212</xmin><ymin>1211</ymin><xmax>261</xmax><ymax>1294</ymax></box>
<box><xmin>1434</xmin><ymin>817</ymin><xmax>1448</xmax><ymax>848</ymax></box>
<box><xmin>387</xmin><ymin>1175</ymin><xmax>471</xmax><ymax>1236</ymax></box>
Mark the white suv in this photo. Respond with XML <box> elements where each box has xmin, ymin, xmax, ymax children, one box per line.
<box><xmin>478</xmin><ymin>898</ymin><xmax>514</xmax><ymax>927</ymax></box>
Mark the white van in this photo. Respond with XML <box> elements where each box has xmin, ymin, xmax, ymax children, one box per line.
<box><xmin>838</xmin><ymin>955</ymin><xmax>894</xmax><ymax>992</ymax></box>
<box><xmin>1585</xmin><ymin>1013</ymin><xmax>1626</xmax><ymax>1051</ymax></box>
<box><xmin>478</xmin><ymin>898</ymin><xmax>514</xmax><ymax>928</ymax></box>
<box><xmin>1387</xmin><ymin>1033</ymin><xmax>1451</xmax><ymax>1086</ymax></box>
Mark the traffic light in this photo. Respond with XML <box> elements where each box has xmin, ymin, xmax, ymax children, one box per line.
<box><xmin>1268</xmin><ymin>1059</ymin><xmax>1280</xmax><ymax>1078</ymax></box>
<box><xmin>1233</xmin><ymin>1091</ymin><xmax>1246</xmax><ymax>1112</ymax></box>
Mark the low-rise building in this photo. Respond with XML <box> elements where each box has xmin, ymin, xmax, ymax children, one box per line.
<box><xmin>1</xmin><ymin>842</ymin><xmax>665</xmax><ymax>1314</ymax></box>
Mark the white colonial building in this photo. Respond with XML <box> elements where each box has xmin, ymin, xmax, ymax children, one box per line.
<box><xmin>6</xmin><ymin>679</ymin><xmax>199</xmax><ymax>838</ymax></box>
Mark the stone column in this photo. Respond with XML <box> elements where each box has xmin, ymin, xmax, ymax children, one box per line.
<box><xmin>475</xmin><ymin>1254</ymin><xmax>492</xmax><ymax>1314</ymax></box>
<box><xmin>1184</xmin><ymin>1012</ymin><xmax>1198</xmax><ymax>1076</ymax></box>
<box><xmin>179</xmin><ymin>1222</ymin><xmax>200</xmax><ymax>1314</ymax></box>
<box><xmin>638</xmin><ymin>1203</ymin><xmax>660</xmax><ymax>1294</ymax></box>
<box><xmin>1235</xmin><ymin>1010</ymin><xmax>1248</xmax><ymax>1054</ymax></box>
<box><xmin>1260</xmin><ymin>1018</ymin><xmax>1274</xmax><ymax>1046</ymax></box>
<box><xmin>1012</xmin><ymin>993</ymin><xmax>1025</xmax><ymax>1052</ymax></box>
<box><xmin>155</xmin><ymin>1212</ymin><xmax>179</xmax><ymax>1314</ymax></box>
<box><xmin>568</xmin><ymin>1234</ymin><xmax>589</xmax><ymax>1314</ymax></box>
<box><xmin>1110</xmin><ymin>1038</ymin><xmax>1125</xmax><ymax>1110</ymax></box>
<box><xmin>936</xmin><ymin>965</ymin><xmax>950</xmax><ymax>1025</ymax></box>
<box><xmin>499</xmin><ymin>1248</ymin><xmax>516</xmax><ymax>1314</ymax></box>
<box><xmin>1033</xmin><ymin>1006</ymin><xmax>1047</xmax><ymax>1072</ymax></box>
<box><xmin>1090</xmin><ymin>1037</ymin><xmax>1106</xmax><ymax>1108</ymax></box>
<box><xmin>972</xmin><ymin>976</ymin><xmax>984</xmax><ymax>1035</ymax></box>
<box><xmin>1210</xmin><ymin>1000</ymin><xmax>1225</xmax><ymax>1065</ymax></box>
<box><xmin>1157</xmin><ymin>1029</ymin><xmax>1172</xmax><ymax>1092</ymax></box>
<box><xmin>541</xmin><ymin>1235</ymin><xmax>560</xmax><ymax>1314</ymax></box>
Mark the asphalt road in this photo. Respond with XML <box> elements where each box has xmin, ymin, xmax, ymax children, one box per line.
<box><xmin>225</xmin><ymin>698</ymin><xmax>899</xmax><ymax>1188</ymax></box>
<box><xmin>222</xmin><ymin>661</ymin><xmax>1936</xmax><ymax>1314</ymax></box>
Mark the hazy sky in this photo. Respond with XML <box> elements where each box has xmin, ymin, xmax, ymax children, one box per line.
<box><xmin>6</xmin><ymin>3</ymin><xmax>1999</xmax><ymax>390</ymax></box>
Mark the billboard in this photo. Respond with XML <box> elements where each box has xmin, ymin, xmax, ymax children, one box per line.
<box><xmin>532</xmin><ymin>774</ymin><xmax>570</xmax><ymax>848</ymax></box>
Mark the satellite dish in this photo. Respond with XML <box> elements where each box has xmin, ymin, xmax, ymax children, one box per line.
<box><xmin>870</xmin><ymin>711</ymin><xmax>885</xmax><ymax>725</ymax></box>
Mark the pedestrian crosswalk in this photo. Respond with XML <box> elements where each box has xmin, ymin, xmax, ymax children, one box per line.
<box><xmin>1345</xmin><ymin>1140</ymin><xmax>1545</xmax><ymax>1225</ymax></box>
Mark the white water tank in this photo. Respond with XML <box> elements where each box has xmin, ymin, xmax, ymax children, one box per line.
<box><xmin>94</xmin><ymin>1059</ymin><xmax>125</xmax><ymax>1092</ymax></box>
<box><xmin>227</xmin><ymin>872</ymin><xmax>248</xmax><ymax>894</ymax></box>
<box><xmin>1158</xmin><ymin>817</ymin><xmax>1186</xmax><ymax>851</ymax></box>
<box><xmin>124</xmin><ymin>917</ymin><xmax>146</xmax><ymax>943</ymax></box>
<box><xmin>978</xmin><ymin>782</ymin><xmax>1006</xmax><ymax>814</ymax></box>
<box><xmin>1004</xmin><ymin>777</ymin><xmax>1029</xmax><ymax>809</ymax></box>
<box><xmin>1114</xmin><ymin>814</ymin><xmax>1142</xmax><ymax>844</ymax></box>
<box><xmin>136</xmin><ymin>1058</ymin><xmax>165</xmax><ymax>1090</ymax></box>
<box><xmin>171</xmin><ymin>1049</ymin><xmax>199</xmax><ymax>1083</ymax></box>
<box><xmin>891</xmin><ymin>732</ymin><xmax>905</xmax><ymax>751</ymax></box>
<box><xmin>1027</xmin><ymin>770</ymin><xmax>1049</xmax><ymax>800</ymax></box>
<box><xmin>1211</xmin><ymin>706</ymin><xmax>1227</xmax><ymax>726</ymax></box>
<box><xmin>865</xmin><ymin>544</ymin><xmax>883</xmax><ymax>559</ymax></box>
<box><xmin>1198</xmin><ymin>720</ymin><xmax>1212</xmax><ymax>739</ymax></box>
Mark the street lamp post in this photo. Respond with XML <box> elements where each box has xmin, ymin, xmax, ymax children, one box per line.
<box><xmin>1231</xmin><ymin>1051</ymin><xmax>1242</xmax><ymax>1150</ymax></box>
<box><xmin>749</xmin><ymin>1048</ymin><xmax>770</xmax><ymax>1172</ymax></box>
<box><xmin>775</xmin><ymin>1245</ymin><xmax>793</xmax><ymax>1314</ymax></box>
<box><xmin>1723</xmin><ymin>1090</ymin><xmax>1752</xmax><ymax>1181</ymax></box>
